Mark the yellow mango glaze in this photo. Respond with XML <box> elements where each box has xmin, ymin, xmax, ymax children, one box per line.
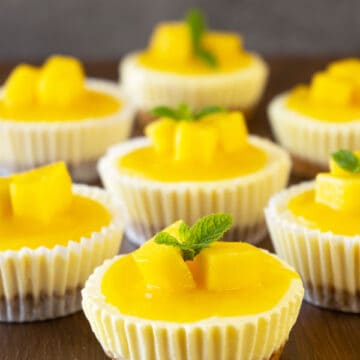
<box><xmin>0</xmin><ymin>195</ymin><xmax>111</xmax><ymax>251</ymax></box>
<box><xmin>118</xmin><ymin>143</ymin><xmax>267</xmax><ymax>182</ymax></box>
<box><xmin>101</xmin><ymin>247</ymin><xmax>298</xmax><ymax>322</ymax></box>
<box><xmin>288</xmin><ymin>189</ymin><xmax>360</xmax><ymax>236</ymax></box>
<box><xmin>286</xmin><ymin>85</ymin><xmax>360</xmax><ymax>122</ymax></box>
<box><xmin>137</xmin><ymin>51</ymin><xmax>252</xmax><ymax>75</ymax></box>
<box><xmin>0</xmin><ymin>90</ymin><xmax>121</xmax><ymax>122</ymax></box>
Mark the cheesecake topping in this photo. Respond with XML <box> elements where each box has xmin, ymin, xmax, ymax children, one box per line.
<box><xmin>286</xmin><ymin>58</ymin><xmax>360</xmax><ymax>122</ymax></box>
<box><xmin>118</xmin><ymin>105</ymin><xmax>267</xmax><ymax>181</ymax></box>
<box><xmin>0</xmin><ymin>55</ymin><xmax>120</xmax><ymax>121</ymax></box>
<box><xmin>137</xmin><ymin>9</ymin><xmax>252</xmax><ymax>75</ymax></box>
<box><xmin>289</xmin><ymin>150</ymin><xmax>360</xmax><ymax>235</ymax></box>
<box><xmin>101</xmin><ymin>215</ymin><xmax>298</xmax><ymax>322</ymax></box>
<box><xmin>0</xmin><ymin>162</ymin><xmax>110</xmax><ymax>250</ymax></box>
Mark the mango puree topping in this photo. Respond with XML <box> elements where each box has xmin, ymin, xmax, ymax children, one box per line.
<box><xmin>137</xmin><ymin>21</ymin><xmax>252</xmax><ymax>75</ymax></box>
<box><xmin>101</xmin><ymin>221</ymin><xmax>298</xmax><ymax>322</ymax></box>
<box><xmin>118</xmin><ymin>110</ymin><xmax>267</xmax><ymax>181</ymax></box>
<box><xmin>288</xmin><ymin>150</ymin><xmax>360</xmax><ymax>236</ymax></box>
<box><xmin>0</xmin><ymin>162</ymin><xmax>111</xmax><ymax>251</ymax></box>
<box><xmin>0</xmin><ymin>55</ymin><xmax>121</xmax><ymax>122</ymax></box>
<box><xmin>286</xmin><ymin>58</ymin><xmax>360</xmax><ymax>122</ymax></box>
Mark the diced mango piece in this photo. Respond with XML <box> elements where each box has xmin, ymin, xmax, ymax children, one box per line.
<box><xmin>315</xmin><ymin>173</ymin><xmax>360</xmax><ymax>212</ymax></box>
<box><xmin>37</xmin><ymin>55</ymin><xmax>85</xmax><ymax>107</ymax></box>
<box><xmin>330</xmin><ymin>151</ymin><xmax>360</xmax><ymax>176</ymax></box>
<box><xmin>202</xmin><ymin>31</ymin><xmax>242</xmax><ymax>61</ymax></box>
<box><xmin>145</xmin><ymin>117</ymin><xmax>176</xmax><ymax>154</ymax></box>
<box><xmin>3</xmin><ymin>65</ymin><xmax>40</xmax><ymax>107</ymax></box>
<box><xmin>0</xmin><ymin>177</ymin><xmax>11</xmax><ymax>217</ymax></box>
<box><xmin>132</xmin><ymin>221</ymin><xmax>195</xmax><ymax>292</ymax></box>
<box><xmin>203</xmin><ymin>111</ymin><xmax>248</xmax><ymax>153</ymax></box>
<box><xmin>149</xmin><ymin>22</ymin><xmax>192</xmax><ymax>64</ymax></box>
<box><xmin>175</xmin><ymin>121</ymin><xmax>218</xmax><ymax>163</ymax></box>
<box><xmin>327</xmin><ymin>59</ymin><xmax>360</xmax><ymax>103</ymax></box>
<box><xmin>189</xmin><ymin>242</ymin><xmax>261</xmax><ymax>291</ymax></box>
<box><xmin>328</xmin><ymin>58</ymin><xmax>360</xmax><ymax>83</ymax></box>
<box><xmin>10</xmin><ymin>162</ymin><xmax>72</xmax><ymax>222</ymax></box>
<box><xmin>310</xmin><ymin>72</ymin><xmax>354</xmax><ymax>106</ymax></box>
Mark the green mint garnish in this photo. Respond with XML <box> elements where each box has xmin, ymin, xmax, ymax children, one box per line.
<box><xmin>185</xmin><ymin>9</ymin><xmax>218</xmax><ymax>67</ymax></box>
<box><xmin>151</xmin><ymin>104</ymin><xmax>225</xmax><ymax>121</ymax></box>
<box><xmin>194</xmin><ymin>105</ymin><xmax>224</xmax><ymax>119</ymax></box>
<box><xmin>154</xmin><ymin>213</ymin><xmax>233</xmax><ymax>261</ymax></box>
<box><xmin>332</xmin><ymin>149</ymin><xmax>360</xmax><ymax>173</ymax></box>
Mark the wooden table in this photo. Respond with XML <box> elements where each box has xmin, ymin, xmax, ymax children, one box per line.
<box><xmin>0</xmin><ymin>57</ymin><xmax>359</xmax><ymax>360</ymax></box>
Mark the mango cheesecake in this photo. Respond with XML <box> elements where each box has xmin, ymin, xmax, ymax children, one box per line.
<box><xmin>266</xmin><ymin>150</ymin><xmax>360</xmax><ymax>312</ymax></box>
<box><xmin>98</xmin><ymin>105</ymin><xmax>291</xmax><ymax>245</ymax></box>
<box><xmin>82</xmin><ymin>214</ymin><xmax>304</xmax><ymax>360</ymax></box>
<box><xmin>268</xmin><ymin>58</ymin><xmax>360</xmax><ymax>177</ymax></box>
<box><xmin>120</xmin><ymin>9</ymin><xmax>268</xmax><ymax>122</ymax></box>
<box><xmin>0</xmin><ymin>162</ymin><xmax>123</xmax><ymax>322</ymax></box>
<box><xmin>0</xmin><ymin>55</ymin><xmax>135</xmax><ymax>182</ymax></box>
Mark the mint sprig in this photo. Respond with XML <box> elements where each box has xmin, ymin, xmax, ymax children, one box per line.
<box><xmin>151</xmin><ymin>104</ymin><xmax>224</xmax><ymax>121</ymax></box>
<box><xmin>185</xmin><ymin>9</ymin><xmax>218</xmax><ymax>67</ymax></box>
<box><xmin>332</xmin><ymin>150</ymin><xmax>360</xmax><ymax>173</ymax></box>
<box><xmin>154</xmin><ymin>213</ymin><xmax>233</xmax><ymax>261</ymax></box>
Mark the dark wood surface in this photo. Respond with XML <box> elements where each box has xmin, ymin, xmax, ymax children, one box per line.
<box><xmin>0</xmin><ymin>57</ymin><xmax>359</xmax><ymax>360</ymax></box>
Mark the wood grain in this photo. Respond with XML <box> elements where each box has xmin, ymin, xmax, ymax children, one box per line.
<box><xmin>0</xmin><ymin>57</ymin><xmax>359</xmax><ymax>360</ymax></box>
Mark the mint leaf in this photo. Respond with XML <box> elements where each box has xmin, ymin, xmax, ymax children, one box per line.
<box><xmin>154</xmin><ymin>213</ymin><xmax>233</xmax><ymax>261</ymax></box>
<box><xmin>197</xmin><ymin>49</ymin><xmax>217</xmax><ymax>68</ymax></box>
<box><xmin>154</xmin><ymin>232</ymin><xmax>181</xmax><ymax>247</ymax></box>
<box><xmin>185</xmin><ymin>9</ymin><xmax>218</xmax><ymax>67</ymax></box>
<box><xmin>176</xmin><ymin>103</ymin><xmax>193</xmax><ymax>120</ymax></box>
<box><xmin>179</xmin><ymin>221</ymin><xmax>191</xmax><ymax>243</ymax></box>
<box><xmin>151</xmin><ymin>104</ymin><xmax>224</xmax><ymax>122</ymax></box>
<box><xmin>332</xmin><ymin>150</ymin><xmax>360</xmax><ymax>173</ymax></box>
<box><xmin>151</xmin><ymin>106</ymin><xmax>178</xmax><ymax>119</ymax></box>
<box><xmin>186</xmin><ymin>9</ymin><xmax>205</xmax><ymax>52</ymax></box>
<box><xmin>190</xmin><ymin>213</ymin><xmax>233</xmax><ymax>247</ymax></box>
<box><xmin>194</xmin><ymin>105</ymin><xmax>225</xmax><ymax>119</ymax></box>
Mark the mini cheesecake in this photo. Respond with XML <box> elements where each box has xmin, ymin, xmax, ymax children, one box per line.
<box><xmin>266</xmin><ymin>150</ymin><xmax>360</xmax><ymax>312</ymax></box>
<box><xmin>82</xmin><ymin>216</ymin><xmax>304</xmax><ymax>360</ymax></box>
<box><xmin>0</xmin><ymin>55</ymin><xmax>135</xmax><ymax>182</ymax></box>
<box><xmin>268</xmin><ymin>58</ymin><xmax>360</xmax><ymax>177</ymax></box>
<box><xmin>120</xmin><ymin>10</ymin><xmax>268</xmax><ymax>124</ymax></box>
<box><xmin>99</xmin><ymin>107</ymin><xmax>290</xmax><ymax>245</ymax></box>
<box><xmin>0</xmin><ymin>162</ymin><xmax>123</xmax><ymax>322</ymax></box>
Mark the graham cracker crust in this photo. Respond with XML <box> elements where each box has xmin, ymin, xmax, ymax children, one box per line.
<box><xmin>305</xmin><ymin>283</ymin><xmax>360</xmax><ymax>313</ymax></box>
<box><xmin>126</xmin><ymin>222</ymin><xmax>267</xmax><ymax>246</ymax></box>
<box><xmin>105</xmin><ymin>343</ymin><xmax>285</xmax><ymax>360</ymax></box>
<box><xmin>291</xmin><ymin>154</ymin><xmax>328</xmax><ymax>179</ymax></box>
<box><xmin>0</xmin><ymin>287</ymin><xmax>82</xmax><ymax>323</ymax></box>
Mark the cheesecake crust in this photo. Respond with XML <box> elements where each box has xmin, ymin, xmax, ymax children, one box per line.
<box><xmin>0</xmin><ymin>287</ymin><xmax>82</xmax><ymax>323</ymax></box>
<box><xmin>305</xmin><ymin>283</ymin><xmax>360</xmax><ymax>313</ymax></box>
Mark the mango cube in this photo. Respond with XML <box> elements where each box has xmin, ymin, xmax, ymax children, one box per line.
<box><xmin>149</xmin><ymin>22</ymin><xmax>192</xmax><ymax>64</ymax></box>
<box><xmin>0</xmin><ymin>177</ymin><xmax>11</xmax><ymax>217</ymax></box>
<box><xmin>204</xmin><ymin>111</ymin><xmax>248</xmax><ymax>153</ymax></box>
<box><xmin>315</xmin><ymin>173</ymin><xmax>360</xmax><ymax>212</ymax></box>
<box><xmin>202</xmin><ymin>31</ymin><xmax>242</xmax><ymax>61</ymax></box>
<box><xmin>37</xmin><ymin>55</ymin><xmax>85</xmax><ymax>107</ymax></box>
<box><xmin>189</xmin><ymin>242</ymin><xmax>261</xmax><ymax>291</ymax></box>
<box><xmin>175</xmin><ymin>122</ymin><xmax>218</xmax><ymax>163</ymax></box>
<box><xmin>3</xmin><ymin>64</ymin><xmax>39</xmax><ymax>107</ymax></box>
<box><xmin>145</xmin><ymin>117</ymin><xmax>176</xmax><ymax>154</ymax></box>
<box><xmin>330</xmin><ymin>151</ymin><xmax>360</xmax><ymax>177</ymax></box>
<box><xmin>328</xmin><ymin>59</ymin><xmax>360</xmax><ymax>83</ymax></box>
<box><xmin>132</xmin><ymin>221</ymin><xmax>195</xmax><ymax>292</ymax></box>
<box><xmin>10</xmin><ymin>162</ymin><xmax>72</xmax><ymax>222</ymax></box>
<box><xmin>310</xmin><ymin>72</ymin><xmax>354</xmax><ymax>106</ymax></box>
